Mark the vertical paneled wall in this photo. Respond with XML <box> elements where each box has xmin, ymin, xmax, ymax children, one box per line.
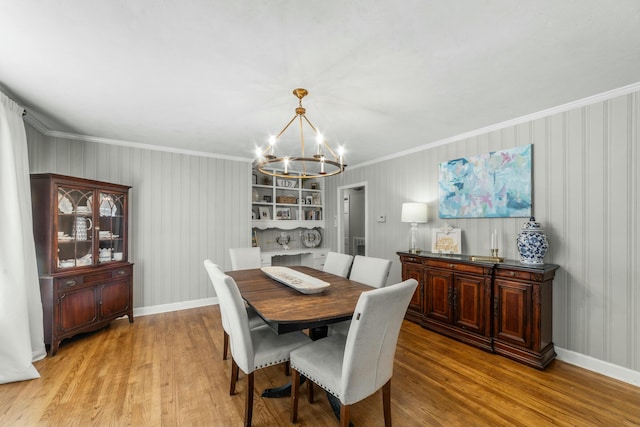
<box><xmin>26</xmin><ymin>127</ymin><xmax>252</xmax><ymax>308</ymax></box>
<box><xmin>324</xmin><ymin>90</ymin><xmax>639</xmax><ymax>372</ymax></box>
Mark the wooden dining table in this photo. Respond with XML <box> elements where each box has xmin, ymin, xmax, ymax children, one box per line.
<box><xmin>226</xmin><ymin>265</ymin><xmax>372</xmax><ymax>336</ymax></box>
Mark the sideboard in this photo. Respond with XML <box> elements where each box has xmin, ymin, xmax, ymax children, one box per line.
<box><xmin>398</xmin><ymin>251</ymin><xmax>559</xmax><ymax>369</ymax></box>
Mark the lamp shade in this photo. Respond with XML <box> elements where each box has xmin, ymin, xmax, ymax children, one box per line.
<box><xmin>401</xmin><ymin>202</ymin><xmax>428</xmax><ymax>223</ymax></box>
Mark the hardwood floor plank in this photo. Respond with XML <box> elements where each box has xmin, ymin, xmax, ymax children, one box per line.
<box><xmin>1</xmin><ymin>306</ymin><xmax>639</xmax><ymax>426</ymax></box>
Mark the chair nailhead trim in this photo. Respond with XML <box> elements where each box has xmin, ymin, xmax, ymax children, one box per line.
<box><xmin>255</xmin><ymin>358</ymin><xmax>289</xmax><ymax>370</ymax></box>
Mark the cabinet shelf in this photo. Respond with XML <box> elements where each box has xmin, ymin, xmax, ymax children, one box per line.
<box><xmin>252</xmin><ymin>169</ymin><xmax>324</xmax><ymax>229</ymax></box>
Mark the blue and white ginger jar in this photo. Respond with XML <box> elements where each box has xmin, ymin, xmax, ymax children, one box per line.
<box><xmin>516</xmin><ymin>217</ymin><xmax>549</xmax><ymax>264</ymax></box>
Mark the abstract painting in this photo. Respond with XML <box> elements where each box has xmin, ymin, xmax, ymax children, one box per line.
<box><xmin>439</xmin><ymin>144</ymin><xmax>532</xmax><ymax>218</ymax></box>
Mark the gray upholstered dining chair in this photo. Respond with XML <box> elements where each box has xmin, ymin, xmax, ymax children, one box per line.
<box><xmin>348</xmin><ymin>255</ymin><xmax>392</xmax><ymax>288</ymax></box>
<box><xmin>204</xmin><ymin>259</ymin><xmax>311</xmax><ymax>427</ymax></box>
<box><xmin>323</xmin><ymin>252</ymin><xmax>354</xmax><ymax>278</ymax></box>
<box><xmin>290</xmin><ymin>278</ymin><xmax>418</xmax><ymax>427</ymax></box>
<box><xmin>328</xmin><ymin>255</ymin><xmax>393</xmax><ymax>336</ymax></box>
<box><xmin>204</xmin><ymin>260</ymin><xmax>266</xmax><ymax>361</ymax></box>
<box><xmin>229</xmin><ymin>247</ymin><xmax>262</xmax><ymax>270</ymax></box>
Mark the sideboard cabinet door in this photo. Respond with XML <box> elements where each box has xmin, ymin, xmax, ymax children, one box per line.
<box><xmin>493</xmin><ymin>265</ymin><xmax>558</xmax><ymax>369</ymax></box>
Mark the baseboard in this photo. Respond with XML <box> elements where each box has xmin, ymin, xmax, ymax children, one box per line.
<box><xmin>132</xmin><ymin>297</ymin><xmax>218</xmax><ymax>317</ymax></box>
<box><xmin>555</xmin><ymin>347</ymin><xmax>640</xmax><ymax>387</ymax></box>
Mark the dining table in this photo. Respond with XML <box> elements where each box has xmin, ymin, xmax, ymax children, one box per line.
<box><xmin>226</xmin><ymin>265</ymin><xmax>372</xmax><ymax>423</ymax></box>
<box><xmin>227</xmin><ymin>265</ymin><xmax>372</xmax><ymax>337</ymax></box>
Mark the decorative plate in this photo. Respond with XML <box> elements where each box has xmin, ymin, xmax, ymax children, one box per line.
<box><xmin>58</xmin><ymin>193</ymin><xmax>73</xmax><ymax>214</ymax></box>
<box><xmin>261</xmin><ymin>266</ymin><xmax>330</xmax><ymax>294</ymax></box>
<box><xmin>301</xmin><ymin>229</ymin><xmax>322</xmax><ymax>248</ymax></box>
<box><xmin>99</xmin><ymin>198</ymin><xmax>117</xmax><ymax>217</ymax></box>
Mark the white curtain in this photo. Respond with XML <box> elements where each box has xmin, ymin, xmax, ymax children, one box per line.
<box><xmin>0</xmin><ymin>91</ymin><xmax>46</xmax><ymax>383</ymax></box>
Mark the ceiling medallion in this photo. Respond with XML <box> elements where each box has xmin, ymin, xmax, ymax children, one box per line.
<box><xmin>254</xmin><ymin>88</ymin><xmax>346</xmax><ymax>179</ymax></box>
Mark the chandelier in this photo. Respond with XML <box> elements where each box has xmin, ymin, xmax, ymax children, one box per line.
<box><xmin>254</xmin><ymin>88</ymin><xmax>346</xmax><ymax>179</ymax></box>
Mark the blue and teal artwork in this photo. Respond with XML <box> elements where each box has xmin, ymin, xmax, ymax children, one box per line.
<box><xmin>439</xmin><ymin>144</ymin><xmax>532</xmax><ymax>218</ymax></box>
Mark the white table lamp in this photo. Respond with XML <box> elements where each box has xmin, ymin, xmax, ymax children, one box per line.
<box><xmin>401</xmin><ymin>202</ymin><xmax>428</xmax><ymax>253</ymax></box>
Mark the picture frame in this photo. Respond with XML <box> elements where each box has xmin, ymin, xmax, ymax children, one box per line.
<box><xmin>259</xmin><ymin>207</ymin><xmax>270</xmax><ymax>220</ymax></box>
<box><xmin>306</xmin><ymin>195</ymin><xmax>313</xmax><ymax>205</ymax></box>
<box><xmin>276</xmin><ymin>207</ymin><xmax>291</xmax><ymax>220</ymax></box>
<box><xmin>431</xmin><ymin>226</ymin><xmax>462</xmax><ymax>254</ymax></box>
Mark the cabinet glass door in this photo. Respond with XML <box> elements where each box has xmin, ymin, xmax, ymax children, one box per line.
<box><xmin>97</xmin><ymin>192</ymin><xmax>126</xmax><ymax>264</ymax></box>
<box><xmin>57</xmin><ymin>186</ymin><xmax>94</xmax><ymax>270</ymax></box>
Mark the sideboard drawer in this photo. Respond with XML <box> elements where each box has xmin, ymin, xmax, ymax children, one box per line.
<box><xmin>495</xmin><ymin>268</ymin><xmax>532</xmax><ymax>281</ymax></box>
<box><xmin>426</xmin><ymin>259</ymin><xmax>487</xmax><ymax>275</ymax></box>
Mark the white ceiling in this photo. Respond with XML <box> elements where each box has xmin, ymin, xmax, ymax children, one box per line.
<box><xmin>2</xmin><ymin>1</ymin><xmax>639</xmax><ymax>167</ymax></box>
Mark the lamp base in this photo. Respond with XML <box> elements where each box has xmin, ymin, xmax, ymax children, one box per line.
<box><xmin>408</xmin><ymin>248</ymin><xmax>422</xmax><ymax>254</ymax></box>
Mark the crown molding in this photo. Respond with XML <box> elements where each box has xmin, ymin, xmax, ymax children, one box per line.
<box><xmin>22</xmin><ymin>82</ymin><xmax>640</xmax><ymax>167</ymax></box>
<box><xmin>48</xmin><ymin>130</ymin><xmax>253</xmax><ymax>162</ymax></box>
<box><xmin>349</xmin><ymin>81</ymin><xmax>640</xmax><ymax>170</ymax></box>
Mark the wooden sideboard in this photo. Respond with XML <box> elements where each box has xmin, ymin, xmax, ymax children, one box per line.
<box><xmin>398</xmin><ymin>252</ymin><xmax>559</xmax><ymax>369</ymax></box>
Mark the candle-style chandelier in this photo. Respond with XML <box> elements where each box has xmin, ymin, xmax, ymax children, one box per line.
<box><xmin>254</xmin><ymin>88</ymin><xmax>346</xmax><ymax>179</ymax></box>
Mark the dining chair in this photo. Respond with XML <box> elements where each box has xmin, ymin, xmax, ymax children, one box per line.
<box><xmin>323</xmin><ymin>252</ymin><xmax>354</xmax><ymax>278</ymax></box>
<box><xmin>348</xmin><ymin>255</ymin><xmax>392</xmax><ymax>288</ymax></box>
<box><xmin>204</xmin><ymin>259</ymin><xmax>311</xmax><ymax>427</ymax></box>
<box><xmin>329</xmin><ymin>255</ymin><xmax>393</xmax><ymax>336</ymax></box>
<box><xmin>229</xmin><ymin>247</ymin><xmax>263</xmax><ymax>270</ymax></box>
<box><xmin>290</xmin><ymin>278</ymin><xmax>418</xmax><ymax>427</ymax></box>
<box><xmin>204</xmin><ymin>260</ymin><xmax>267</xmax><ymax>361</ymax></box>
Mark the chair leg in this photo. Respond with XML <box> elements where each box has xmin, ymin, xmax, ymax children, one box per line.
<box><xmin>291</xmin><ymin>369</ymin><xmax>300</xmax><ymax>423</ymax></box>
<box><xmin>340</xmin><ymin>404</ymin><xmax>350</xmax><ymax>427</ymax></box>
<box><xmin>307</xmin><ymin>377</ymin><xmax>314</xmax><ymax>403</ymax></box>
<box><xmin>284</xmin><ymin>360</ymin><xmax>290</xmax><ymax>376</ymax></box>
<box><xmin>245</xmin><ymin>372</ymin><xmax>254</xmax><ymax>427</ymax></box>
<box><xmin>223</xmin><ymin>331</ymin><xmax>229</xmax><ymax>360</ymax></box>
<box><xmin>230</xmin><ymin>359</ymin><xmax>239</xmax><ymax>395</ymax></box>
<box><xmin>382</xmin><ymin>380</ymin><xmax>392</xmax><ymax>427</ymax></box>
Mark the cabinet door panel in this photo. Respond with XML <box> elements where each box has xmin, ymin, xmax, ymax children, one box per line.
<box><xmin>495</xmin><ymin>280</ymin><xmax>532</xmax><ymax>347</ymax></box>
<box><xmin>100</xmin><ymin>279</ymin><xmax>131</xmax><ymax>319</ymax></box>
<box><xmin>58</xmin><ymin>288</ymin><xmax>97</xmax><ymax>331</ymax></box>
<box><xmin>454</xmin><ymin>274</ymin><xmax>486</xmax><ymax>334</ymax></box>
<box><xmin>425</xmin><ymin>270</ymin><xmax>453</xmax><ymax>322</ymax></box>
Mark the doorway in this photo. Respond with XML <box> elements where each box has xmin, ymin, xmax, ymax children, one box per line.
<box><xmin>337</xmin><ymin>182</ymin><xmax>367</xmax><ymax>256</ymax></box>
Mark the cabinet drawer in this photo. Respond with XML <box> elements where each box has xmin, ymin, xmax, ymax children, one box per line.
<box><xmin>400</xmin><ymin>255</ymin><xmax>422</xmax><ymax>264</ymax></box>
<box><xmin>55</xmin><ymin>276</ymin><xmax>84</xmax><ymax>289</ymax></box>
<box><xmin>495</xmin><ymin>268</ymin><xmax>532</xmax><ymax>281</ymax></box>
<box><xmin>112</xmin><ymin>266</ymin><xmax>132</xmax><ymax>278</ymax></box>
<box><xmin>426</xmin><ymin>259</ymin><xmax>487</xmax><ymax>275</ymax></box>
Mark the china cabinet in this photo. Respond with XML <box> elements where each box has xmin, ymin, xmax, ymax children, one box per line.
<box><xmin>398</xmin><ymin>252</ymin><xmax>558</xmax><ymax>369</ymax></box>
<box><xmin>30</xmin><ymin>173</ymin><xmax>133</xmax><ymax>356</ymax></box>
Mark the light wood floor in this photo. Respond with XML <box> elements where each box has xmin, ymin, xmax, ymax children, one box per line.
<box><xmin>1</xmin><ymin>306</ymin><xmax>639</xmax><ymax>427</ymax></box>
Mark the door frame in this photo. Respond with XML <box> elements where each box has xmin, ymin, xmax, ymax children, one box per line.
<box><xmin>336</xmin><ymin>181</ymin><xmax>368</xmax><ymax>255</ymax></box>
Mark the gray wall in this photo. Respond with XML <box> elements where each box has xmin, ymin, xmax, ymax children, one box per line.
<box><xmin>324</xmin><ymin>89</ymin><xmax>640</xmax><ymax>373</ymax></box>
<box><xmin>26</xmin><ymin>127</ymin><xmax>252</xmax><ymax>309</ymax></box>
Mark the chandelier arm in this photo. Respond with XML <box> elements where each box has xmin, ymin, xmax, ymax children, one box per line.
<box><xmin>298</xmin><ymin>115</ymin><xmax>307</xmax><ymax>175</ymax></box>
<box><xmin>301</xmin><ymin>115</ymin><xmax>340</xmax><ymax>161</ymax></box>
<box><xmin>275</xmin><ymin>114</ymin><xmax>299</xmax><ymax>140</ymax></box>
<box><xmin>301</xmin><ymin>114</ymin><xmax>319</xmax><ymax>134</ymax></box>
